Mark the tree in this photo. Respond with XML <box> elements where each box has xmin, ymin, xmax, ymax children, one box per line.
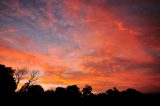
<box><xmin>82</xmin><ymin>85</ymin><xmax>93</xmax><ymax>96</ymax></box>
<box><xmin>121</xmin><ymin>88</ymin><xmax>143</xmax><ymax>96</ymax></box>
<box><xmin>66</xmin><ymin>85</ymin><xmax>82</xmax><ymax>97</ymax></box>
<box><xmin>27</xmin><ymin>85</ymin><xmax>44</xmax><ymax>96</ymax></box>
<box><xmin>0</xmin><ymin>64</ymin><xmax>16</xmax><ymax>96</ymax></box>
<box><xmin>106</xmin><ymin>87</ymin><xmax>120</xmax><ymax>96</ymax></box>
<box><xmin>27</xmin><ymin>70</ymin><xmax>39</xmax><ymax>86</ymax></box>
<box><xmin>55</xmin><ymin>87</ymin><xmax>66</xmax><ymax>97</ymax></box>
<box><xmin>18</xmin><ymin>70</ymin><xmax>39</xmax><ymax>93</ymax></box>
<box><xmin>14</xmin><ymin>67</ymin><xmax>28</xmax><ymax>89</ymax></box>
<box><xmin>45</xmin><ymin>90</ymin><xmax>55</xmax><ymax>96</ymax></box>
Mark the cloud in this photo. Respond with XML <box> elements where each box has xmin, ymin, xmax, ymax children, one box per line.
<box><xmin>0</xmin><ymin>0</ymin><xmax>160</xmax><ymax>93</ymax></box>
<box><xmin>0</xmin><ymin>45</ymin><xmax>40</xmax><ymax>68</ymax></box>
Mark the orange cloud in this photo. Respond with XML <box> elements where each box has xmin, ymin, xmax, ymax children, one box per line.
<box><xmin>0</xmin><ymin>45</ymin><xmax>40</xmax><ymax>68</ymax></box>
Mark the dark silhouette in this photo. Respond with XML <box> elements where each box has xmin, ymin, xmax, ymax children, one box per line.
<box><xmin>14</xmin><ymin>67</ymin><xmax>28</xmax><ymax>89</ymax></box>
<box><xmin>82</xmin><ymin>85</ymin><xmax>93</xmax><ymax>96</ymax></box>
<box><xmin>54</xmin><ymin>87</ymin><xmax>66</xmax><ymax>97</ymax></box>
<box><xmin>106</xmin><ymin>87</ymin><xmax>120</xmax><ymax>96</ymax></box>
<box><xmin>121</xmin><ymin>88</ymin><xmax>143</xmax><ymax>96</ymax></box>
<box><xmin>66</xmin><ymin>85</ymin><xmax>82</xmax><ymax>97</ymax></box>
<box><xmin>27</xmin><ymin>85</ymin><xmax>44</xmax><ymax>96</ymax></box>
<box><xmin>18</xmin><ymin>82</ymin><xmax>30</xmax><ymax>95</ymax></box>
<box><xmin>16</xmin><ymin>70</ymin><xmax>39</xmax><ymax>95</ymax></box>
<box><xmin>44</xmin><ymin>90</ymin><xmax>55</xmax><ymax>97</ymax></box>
<box><xmin>25</xmin><ymin>70</ymin><xmax>39</xmax><ymax>86</ymax></box>
<box><xmin>0</xmin><ymin>64</ymin><xmax>16</xmax><ymax>96</ymax></box>
<box><xmin>14</xmin><ymin>68</ymin><xmax>39</xmax><ymax>91</ymax></box>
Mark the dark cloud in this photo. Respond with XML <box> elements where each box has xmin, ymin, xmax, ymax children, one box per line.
<box><xmin>111</xmin><ymin>0</ymin><xmax>160</xmax><ymax>29</ymax></box>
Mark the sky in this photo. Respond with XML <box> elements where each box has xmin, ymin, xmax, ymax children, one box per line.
<box><xmin>0</xmin><ymin>0</ymin><xmax>160</xmax><ymax>93</ymax></box>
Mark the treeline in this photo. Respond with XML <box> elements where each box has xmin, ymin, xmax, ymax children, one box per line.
<box><xmin>0</xmin><ymin>64</ymin><xmax>145</xmax><ymax>97</ymax></box>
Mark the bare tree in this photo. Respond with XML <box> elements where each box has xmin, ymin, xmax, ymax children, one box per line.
<box><xmin>27</xmin><ymin>70</ymin><xmax>39</xmax><ymax>86</ymax></box>
<box><xmin>18</xmin><ymin>70</ymin><xmax>40</xmax><ymax>93</ymax></box>
<box><xmin>14</xmin><ymin>67</ymin><xmax>29</xmax><ymax>88</ymax></box>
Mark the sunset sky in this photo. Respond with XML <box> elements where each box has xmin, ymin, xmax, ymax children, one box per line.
<box><xmin>0</xmin><ymin>0</ymin><xmax>160</xmax><ymax>93</ymax></box>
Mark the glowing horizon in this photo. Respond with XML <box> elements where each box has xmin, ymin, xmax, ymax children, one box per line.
<box><xmin>0</xmin><ymin>0</ymin><xmax>160</xmax><ymax>93</ymax></box>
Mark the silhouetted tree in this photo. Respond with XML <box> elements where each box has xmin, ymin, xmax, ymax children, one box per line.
<box><xmin>14</xmin><ymin>67</ymin><xmax>28</xmax><ymax>89</ymax></box>
<box><xmin>106</xmin><ymin>87</ymin><xmax>120</xmax><ymax>96</ymax></box>
<box><xmin>55</xmin><ymin>87</ymin><xmax>66</xmax><ymax>97</ymax></box>
<box><xmin>0</xmin><ymin>64</ymin><xmax>16</xmax><ymax>96</ymax></box>
<box><xmin>27</xmin><ymin>85</ymin><xmax>44</xmax><ymax>96</ymax></box>
<box><xmin>45</xmin><ymin>90</ymin><xmax>55</xmax><ymax>96</ymax></box>
<box><xmin>66</xmin><ymin>85</ymin><xmax>82</xmax><ymax>97</ymax></box>
<box><xmin>106</xmin><ymin>89</ymin><xmax>114</xmax><ymax>96</ymax></box>
<box><xmin>27</xmin><ymin>70</ymin><xmax>39</xmax><ymax>86</ymax></box>
<box><xmin>97</xmin><ymin>93</ymin><xmax>107</xmax><ymax>97</ymax></box>
<box><xmin>82</xmin><ymin>85</ymin><xmax>93</xmax><ymax>96</ymax></box>
<box><xmin>18</xmin><ymin>82</ymin><xmax>30</xmax><ymax>95</ymax></box>
<box><xmin>121</xmin><ymin>88</ymin><xmax>143</xmax><ymax>96</ymax></box>
<box><xmin>18</xmin><ymin>70</ymin><xmax>39</xmax><ymax>94</ymax></box>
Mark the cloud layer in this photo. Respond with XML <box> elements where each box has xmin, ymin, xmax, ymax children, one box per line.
<box><xmin>0</xmin><ymin>0</ymin><xmax>160</xmax><ymax>93</ymax></box>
